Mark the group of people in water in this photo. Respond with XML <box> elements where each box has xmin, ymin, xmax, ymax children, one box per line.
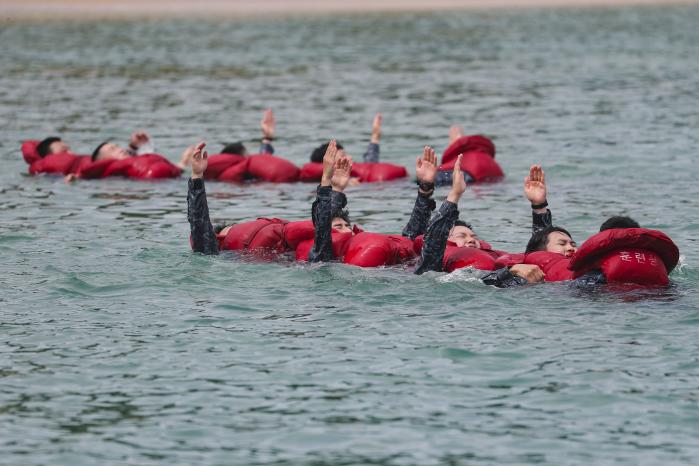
<box><xmin>23</xmin><ymin>109</ymin><xmax>680</xmax><ymax>288</ymax></box>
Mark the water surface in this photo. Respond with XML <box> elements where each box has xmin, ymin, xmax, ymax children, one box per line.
<box><xmin>1</xmin><ymin>6</ymin><xmax>699</xmax><ymax>465</ymax></box>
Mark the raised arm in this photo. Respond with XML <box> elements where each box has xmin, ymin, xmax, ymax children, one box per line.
<box><xmin>128</xmin><ymin>131</ymin><xmax>154</xmax><ymax>155</ymax></box>
<box><xmin>524</xmin><ymin>164</ymin><xmax>552</xmax><ymax>235</ymax></box>
<box><xmin>415</xmin><ymin>154</ymin><xmax>466</xmax><ymax>274</ymax></box>
<box><xmin>177</xmin><ymin>145</ymin><xmax>196</xmax><ymax>171</ymax></box>
<box><xmin>402</xmin><ymin>146</ymin><xmax>437</xmax><ymax>239</ymax></box>
<box><xmin>309</xmin><ymin>140</ymin><xmax>340</xmax><ymax>262</ymax></box>
<box><xmin>187</xmin><ymin>142</ymin><xmax>219</xmax><ymax>255</ymax></box>
<box><xmin>259</xmin><ymin>108</ymin><xmax>275</xmax><ymax>154</ymax></box>
<box><xmin>363</xmin><ymin>113</ymin><xmax>381</xmax><ymax>162</ymax></box>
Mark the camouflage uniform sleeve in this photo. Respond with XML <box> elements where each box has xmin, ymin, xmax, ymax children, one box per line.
<box><xmin>532</xmin><ymin>208</ymin><xmax>552</xmax><ymax>235</ymax></box>
<box><xmin>481</xmin><ymin>267</ymin><xmax>527</xmax><ymax>287</ymax></box>
<box><xmin>402</xmin><ymin>192</ymin><xmax>436</xmax><ymax>239</ymax></box>
<box><xmin>187</xmin><ymin>178</ymin><xmax>219</xmax><ymax>255</ymax></box>
<box><xmin>414</xmin><ymin>200</ymin><xmax>459</xmax><ymax>275</ymax></box>
<box><xmin>362</xmin><ymin>142</ymin><xmax>380</xmax><ymax>163</ymax></box>
<box><xmin>309</xmin><ymin>185</ymin><xmax>335</xmax><ymax>262</ymax></box>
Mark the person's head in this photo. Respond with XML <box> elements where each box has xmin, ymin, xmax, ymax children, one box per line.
<box><xmin>221</xmin><ymin>142</ymin><xmax>248</xmax><ymax>156</ymax></box>
<box><xmin>331</xmin><ymin>209</ymin><xmax>352</xmax><ymax>234</ymax></box>
<box><xmin>599</xmin><ymin>216</ymin><xmax>640</xmax><ymax>232</ymax></box>
<box><xmin>448</xmin><ymin>220</ymin><xmax>481</xmax><ymax>248</ymax></box>
<box><xmin>311</xmin><ymin>142</ymin><xmax>344</xmax><ymax>163</ymax></box>
<box><xmin>92</xmin><ymin>140</ymin><xmax>130</xmax><ymax>162</ymax></box>
<box><xmin>526</xmin><ymin>226</ymin><xmax>577</xmax><ymax>257</ymax></box>
<box><xmin>37</xmin><ymin>137</ymin><xmax>70</xmax><ymax>158</ymax></box>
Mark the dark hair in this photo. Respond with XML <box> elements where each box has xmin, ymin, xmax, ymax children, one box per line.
<box><xmin>37</xmin><ymin>137</ymin><xmax>62</xmax><ymax>158</ymax></box>
<box><xmin>221</xmin><ymin>142</ymin><xmax>247</xmax><ymax>156</ymax></box>
<box><xmin>91</xmin><ymin>140</ymin><xmax>111</xmax><ymax>161</ymax></box>
<box><xmin>526</xmin><ymin>226</ymin><xmax>573</xmax><ymax>254</ymax></box>
<box><xmin>331</xmin><ymin>208</ymin><xmax>351</xmax><ymax>225</ymax></box>
<box><xmin>453</xmin><ymin>220</ymin><xmax>473</xmax><ymax>230</ymax></box>
<box><xmin>214</xmin><ymin>223</ymin><xmax>230</xmax><ymax>235</ymax></box>
<box><xmin>311</xmin><ymin>142</ymin><xmax>344</xmax><ymax>163</ymax></box>
<box><xmin>599</xmin><ymin>216</ymin><xmax>640</xmax><ymax>232</ymax></box>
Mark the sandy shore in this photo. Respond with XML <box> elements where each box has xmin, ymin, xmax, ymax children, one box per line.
<box><xmin>1</xmin><ymin>0</ymin><xmax>697</xmax><ymax>20</ymax></box>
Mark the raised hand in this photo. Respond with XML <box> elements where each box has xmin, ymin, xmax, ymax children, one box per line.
<box><xmin>524</xmin><ymin>164</ymin><xmax>547</xmax><ymax>207</ymax></box>
<box><xmin>448</xmin><ymin>124</ymin><xmax>464</xmax><ymax>144</ymax></box>
<box><xmin>261</xmin><ymin>109</ymin><xmax>275</xmax><ymax>140</ymax></box>
<box><xmin>177</xmin><ymin>145</ymin><xmax>197</xmax><ymax>170</ymax></box>
<box><xmin>129</xmin><ymin>131</ymin><xmax>150</xmax><ymax>149</ymax></box>
<box><xmin>320</xmin><ymin>139</ymin><xmax>338</xmax><ymax>187</ymax></box>
<box><xmin>447</xmin><ymin>154</ymin><xmax>467</xmax><ymax>203</ymax></box>
<box><xmin>190</xmin><ymin>142</ymin><xmax>208</xmax><ymax>179</ymax></box>
<box><xmin>331</xmin><ymin>154</ymin><xmax>353</xmax><ymax>193</ymax></box>
<box><xmin>415</xmin><ymin>145</ymin><xmax>437</xmax><ymax>184</ymax></box>
<box><xmin>510</xmin><ymin>264</ymin><xmax>545</xmax><ymax>284</ymax></box>
<box><xmin>370</xmin><ymin>112</ymin><xmax>382</xmax><ymax>144</ymax></box>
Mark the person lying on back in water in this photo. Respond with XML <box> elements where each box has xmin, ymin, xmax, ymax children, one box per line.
<box><xmin>485</xmin><ymin>165</ymin><xmax>644</xmax><ymax>287</ymax></box>
<box><xmin>433</xmin><ymin>125</ymin><xmax>475</xmax><ymax>187</ymax></box>
<box><xmin>187</xmin><ymin>142</ymin><xmax>223</xmax><ymax>255</ymax></box>
<box><xmin>36</xmin><ymin>131</ymin><xmax>158</xmax><ymax>160</ymax></box>
<box><xmin>410</xmin><ymin>152</ymin><xmax>545</xmax><ymax>285</ymax></box>
<box><xmin>309</xmin><ymin>113</ymin><xmax>382</xmax><ymax>185</ymax></box>
<box><xmin>187</xmin><ymin>139</ymin><xmax>354</xmax><ymax>256</ymax></box>
<box><xmin>219</xmin><ymin>108</ymin><xmax>276</xmax><ymax>156</ymax></box>
<box><xmin>308</xmin><ymin>139</ymin><xmax>355</xmax><ymax>262</ymax></box>
<box><xmin>402</xmin><ymin>145</ymin><xmax>483</xmax><ymax>248</ymax></box>
<box><xmin>56</xmin><ymin>131</ymin><xmax>194</xmax><ymax>182</ymax></box>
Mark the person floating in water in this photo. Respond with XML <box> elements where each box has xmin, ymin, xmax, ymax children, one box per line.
<box><xmin>308</xmin><ymin>139</ymin><xmax>355</xmax><ymax>262</ymax></box>
<box><xmin>218</xmin><ymin>108</ymin><xmax>276</xmax><ymax>156</ymax></box>
<box><xmin>301</xmin><ymin>113</ymin><xmax>408</xmax><ymax>184</ymax></box>
<box><xmin>412</xmin><ymin>152</ymin><xmax>546</xmax><ymax>285</ymax></box>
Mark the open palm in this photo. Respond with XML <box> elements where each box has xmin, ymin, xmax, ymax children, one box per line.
<box><xmin>416</xmin><ymin>146</ymin><xmax>437</xmax><ymax>184</ymax></box>
<box><xmin>331</xmin><ymin>155</ymin><xmax>353</xmax><ymax>192</ymax></box>
<box><xmin>524</xmin><ymin>165</ymin><xmax>547</xmax><ymax>204</ymax></box>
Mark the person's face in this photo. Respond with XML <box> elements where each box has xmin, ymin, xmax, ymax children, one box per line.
<box><xmin>546</xmin><ymin>231</ymin><xmax>577</xmax><ymax>257</ymax></box>
<box><xmin>96</xmin><ymin>143</ymin><xmax>130</xmax><ymax>161</ymax></box>
<box><xmin>449</xmin><ymin>225</ymin><xmax>480</xmax><ymax>248</ymax></box>
<box><xmin>331</xmin><ymin>217</ymin><xmax>352</xmax><ymax>234</ymax></box>
<box><xmin>49</xmin><ymin>140</ymin><xmax>70</xmax><ymax>154</ymax></box>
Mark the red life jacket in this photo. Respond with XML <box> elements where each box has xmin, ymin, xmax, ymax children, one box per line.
<box><xmin>295</xmin><ymin>228</ymin><xmax>359</xmax><ymax>261</ymax></box>
<box><xmin>218</xmin><ymin>218</ymin><xmax>288</xmax><ymax>253</ymax></box>
<box><xmin>22</xmin><ymin>140</ymin><xmax>41</xmax><ymax>165</ymax></box>
<box><xmin>29</xmin><ymin>152</ymin><xmax>86</xmax><ymax>176</ymax></box>
<box><xmin>204</xmin><ymin>153</ymin><xmax>247</xmax><ymax>180</ymax></box>
<box><xmin>343</xmin><ymin>233</ymin><xmax>416</xmax><ymax>267</ymax></box>
<box><xmin>73</xmin><ymin>158</ymin><xmax>117</xmax><ymax>179</ymax></box>
<box><xmin>412</xmin><ymin>236</ymin><xmax>504</xmax><ymax>272</ymax></box>
<box><xmin>298</xmin><ymin>161</ymin><xmax>407</xmax><ymax>183</ymax></box>
<box><xmin>299</xmin><ymin>163</ymin><xmax>324</xmax><ymax>182</ymax></box>
<box><xmin>438</xmin><ymin>151</ymin><xmax>504</xmax><ymax>182</ymax></box>
<box><xmin>441</xmin><ymin>135</ymin><xmax>496</xmax><ymax>165</ymax></box>
<box><xmin>568</xmin><ymin>228</ymin><xmax>679</xmax><ymax>286</ymax></box>
<box><xmin>207</xmin><ymin>218</ymin><xmax>314</xmax><ymax>257</ymax></box>
<box><xmin>246</xmin><ymin>154</ymin><xmax>300</xmax><ymax>183</ymax></box>
<box><xmin>350</xmin><ymin>162</ymin><xmax>408</xmax><ymax>182</ymax></box>
<box><xmin>91</xmin><ymin>154</ymin><xmax>181</xmax><ymax>179</ymax></box>
<box><xmin>443</xmin><ymin>245</ymin><xmax>498</xmax><ymax>272</ymax></box>
<box><xmin>523</xmin><ymin>251</ymin><xmax>575</xmax><ymax>282</ymax></box>
<box><xmin>125</xmin><ymin>154</ymin><xmax>182</xmax><ymax>179</ymax></box>
<box><xmin>494</xmin><ymin>253</ymin><xmax>526</xmax><ymax>269</ymax></box>
<box><xmin>281</xmin><ymin>220</ymin><xmax>315</xmax><ymax>250</ymax></box>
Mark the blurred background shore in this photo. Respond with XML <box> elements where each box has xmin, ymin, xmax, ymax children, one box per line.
<box><xmin>2</xmin><ymin>0</ymin><xmax>698</xmax><ymax>20</ymax></box>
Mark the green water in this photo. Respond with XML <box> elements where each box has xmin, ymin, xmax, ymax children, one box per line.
<box><xmin>1</xmin><ymin>6</ymin><xmax>699</xmax><ymax>465</ymax></box>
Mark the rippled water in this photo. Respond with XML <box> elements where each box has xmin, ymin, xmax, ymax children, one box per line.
<box><xmin>2</xmin><ymin>6</ymin><xmax>699</xmax><ymax>465</ymax></box>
